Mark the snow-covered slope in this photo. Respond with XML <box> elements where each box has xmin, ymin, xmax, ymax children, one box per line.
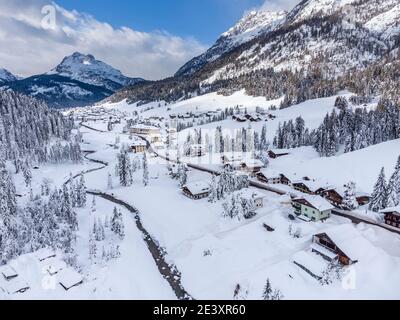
<box><xmin>1</xmin><ymin>53</ymin><xmax>144</xmax><ymax>108</ymax></box>
<box><xmin>174</xmin><ymin>10</ymin><xmax>287</xmax><ymax>77</ymax></box>
<box><xmin>110</xmin><ymin>0</ymin><xmax>400</xmax><ymax>106</ymax></box>
<box><xmin>0</xmin><ymin>68</ymin><xmax>18</xmax><ymax>83</ymax></box>
<box><xmin>52</xmin><ymin>52</ymin><xmax>143</xmax><ymax>91</ymax></box>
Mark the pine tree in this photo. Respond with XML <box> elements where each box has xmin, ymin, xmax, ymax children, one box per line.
<box><xmin>76</xmin><ymin>174</ymin><xmax>87</xmax><ymax>207</ymax></box>
<box><xmin>369</xmin><ymin>167</ymin><xmax>388</xmax><ymax>212</ymax></box>
<box><xmin>142</xmin><ymin>153</ymin><xmax>149</xmax><ymax>187</ymax></box>
<box><xmin>111</xmin><ymin>207</ymin><xmax>125</xmax><ymax>240</ymax></box>
<box><xmin>262</xmin><ymin>279</ymin><xmax>272</xmax><ymax>300</ymax></box>
<box><xmin>107</xmin><ymin>173</ymin><xmax>113</xmax><ymax>190</ymax></box>
<box><xmin>178</xmin><ymin>164</ymin><xmax>188</xmax><ymax>188</ymax></box>
<box><xmin>387</xmin><ymin>156</ymin><xmax>400</xmax><ymax>207</ymax></box>
<box><xmin>89</xmin><ymin>231</ymin><xmax>97</xmax><ymax>263</ymax></box>
<box><xmin>343</xmin><ymin>181</ymin><xmax>358</xmax><ymax>210</ymax></box>
<box><xmin>208</xmin><ymin>175</ymin><xmax>217</xmax><ymax>203</ymax></box>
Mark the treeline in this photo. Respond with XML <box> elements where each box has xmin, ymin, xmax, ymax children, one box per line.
<box><xmin>274</xmin><ymin>96</ymin><xmax>400</xmax><ymax>157</ymax></box>
<box><xmin>0</xmin><ymin>90</ymin><xmax>82</xmax><ymax>169</ymax></box>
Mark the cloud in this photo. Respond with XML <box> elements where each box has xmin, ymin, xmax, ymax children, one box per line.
<box><xmin>0</xmin><ymin>0</ymin><xmax>207</xmax><ymax>80</ymax></box>
<box><xmin>260</xmin><ymin>0</ymin><xmax>300</xmax><ymax>11</ymax></box>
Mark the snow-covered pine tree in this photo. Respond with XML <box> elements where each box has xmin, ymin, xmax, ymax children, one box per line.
<box><xmin>76</xmin><ymin>174</ymin><xmax>87</xmax><ymax>207</ymax></box>
<box><xmin>387</xmin><ymin>156</ymin><xmax>400</xmax><ymax>207</ymax></box>
<box><xmin>343</xmin><ymin>181</ymin><xmax>358</xmax><ymax>210</ymax></box>
<box><xmin>111</xmin><ymin>207</ymin><xmax>125</xmax><ymax>240</ymax></box>
<box><xmin>178</xmin><ymin>164</ymin><xmax>188</xmax><ymax>188</ymax></box>
<box><xmin>208</xmin><ymin>175</ymin><xmax>218</xmax><ymax>203</ymax></box>
<box><xmin>142</xmin><ymin>153</ymin><xmax>149</xmax><ymax>187</ymax></box>
<box><xmin>107</xmin><ymin>173</ymin><xmax>113</xmax><ymax>190</ymax></box>
<box><xmin>369</xmin><ymin>167</ymin><xmax>388</xmax><ymax>212</ymax></box>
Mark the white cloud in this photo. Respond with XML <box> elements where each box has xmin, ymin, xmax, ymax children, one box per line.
<box><xmin>260</xmin><ymin>0</ymin><xmax>300</xmax><ymax>11</ymax></box>
<box><xmin>0</xmin><ymin>0</ymin><xmax>207</xmax><ymax>80</ymax></box>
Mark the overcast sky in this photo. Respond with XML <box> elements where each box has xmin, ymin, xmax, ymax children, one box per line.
<box><xmin>0</xmin><ymin>0</ymin><xmax>299</xmax><ymax>80</ymax></box>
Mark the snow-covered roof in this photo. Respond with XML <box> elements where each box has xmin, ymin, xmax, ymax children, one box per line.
<box><xmin>131</xmin><ymin>140</ymin><xmax>147</xmax><ymax>147</ymax></box>
<box><xmin>0</xmin><ymin>265</ymin><xmax>18</xmax><ymax>279</ymax></box>
<box><xmin>35</xmin><ymin>248</ymin><xmax>56</xmax><ymax>262</ymax></box>
<box><xmin>241</xmin><ymin>159</ymin><xmax>263</xmax><ymax>168</ymax></box>
<box><xmin>292</xmin><ymin>251</ymin><xmax>327</xmax><ymax>278</ymax></box>
<box><xmin>183</xmin><ymin>180</ymin><xmax>210</xmax><ymax>195</ymax></box>
<box><xmin>257</xmin><ymin>168</ymin><xmax>281</xmax><ymax>178</ymax></box>
<box><xmin>44</xmin><ymin>258</ymin><xmax>67</xmax><ymax>276</ymax></box>
<box><xmin>222</xmin><ymin>153</ymin><xmax>243</xmax><ymax>162</ymax></box>
<box><xmin>292</xmin><ymin>180</ymin><xmax>324</xmax><ymax>192</ymax></box>
<box><xmin>269</xmin><ymin>148</ymin><xmax>291</xmax><ymax>154</ymax></box>
<box><xmin>58</xmin><ymin>268</ymin><xmax>83</xmax><ymax>291</ymax></box>
<box><xmin>1</xmin><ymin>278</ymin><xmax>30</xmax><ymax>295</ymax></box>
<box><xmin>310</xmin><ymin>243</ymin><xmax>337</xmax><ymax>260</ymax></box>
<box><xmin>132</xmin><ymin>124</ymin><xmax>160</xmax><ymax>130</ymax></box>
<box><xmin>235</xmin><ymin>188</ymin><xmax>266</xmax><ymax>201</ymax></box>
<box><xmin>296</xmin><ymin>195</ymin><xmax>335</xmax><ymax>212</ymax></box>
<box><xmin>380</xmin><ymin>206</ymin><xmax>400</xmax><ymax>214</ymax></box>
<box><xmin>318</xmin><ymin>224</ymin><xmax>367</xmax><ymax>262</ymax></box>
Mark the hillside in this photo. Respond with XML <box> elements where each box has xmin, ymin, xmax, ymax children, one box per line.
<box><xmin>107</xmin><ymin>0</ymin><xmax>400</xmax><ymax>107</ymax></box>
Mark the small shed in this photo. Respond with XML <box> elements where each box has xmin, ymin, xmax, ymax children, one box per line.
<box><xmin>0</xmin><ymin>265</ymin><xmax>18</xmax><ymax>281</ymax></box>
<box><xmin>58</xmin><ymin>268</ymin><xmax>84</xmax><ymax>291</ymax></box>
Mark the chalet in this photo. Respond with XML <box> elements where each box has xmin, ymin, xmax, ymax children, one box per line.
<box><xmin>379</xmin><ymin>206</ymin><xmax>400</xmax><ymax>229</ymax></box>
<box><xmin>130</xmin><ymin>124</ymin><xmax>161</xmax><ymax>136</ymax></box>
<box><xmin>186</xmin><ymin>144</ymin><xmax>207</xmax><ymax>157</ymax></box>
<box><xmin>292</xmin><ymin>195</ymin><xmax>334</xmax><ymax>221</ymax></box>
<box><xmin>45</xmin><ymin>259</ymin><xmax>67</xmax><ymax>276</ymax></box>
<box><xmin>131</xmin><ymin>140</ymin><xmax>147</xmax><ymax>153</ymax></box>
<box><xmin>240</xmin><ymin>159</ymin><xmax>263</xmax><ymax>175</ymax></box>
<box><xmin>182</xmin><ymin>181</ymin><xmax>211</xmax><ymax>200</ymax></box>
<box><xmin>292</xmin><ymin>181</ymin><xmax>321</xmax><ymax>195</ymax></box>
<box><xmin>234</xmin><ymin>115</ymin><xmax>247</xmax><ymax>122</ymax></box>
<box><xmin>268</xmin><ymin>149</ymin><xmax>290</xmax><ymax>159</ymax></box>
<box><xmin>311</xmin><ymin>225</ymin><xmax>360</xmax><ymax>265</ymax></box>
<box><xmin>236</xmin><ymin>188</ymin><xmax>266</xmax><ymax>209</ymax></box>
<box><xmin>256</xmin><ymin>170</ymin><xmax>291</xmax><ymax>185</ymax></box>
<box><xmin>323</xmin><ymin>188</ymin><xmax>344</xmax><ymax>206</ymax></box>
<box><xmin>221</xmin><ymin>153</ymin><xmax>243</xmax><ymax>166</ymax></box>
<box><xmin>355</xmin><ymin>192</ymin><xmax>371</xmax><ymax>206</ymax></box>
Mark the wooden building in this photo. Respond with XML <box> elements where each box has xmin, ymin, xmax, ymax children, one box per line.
<box><xmin>131</xmin><ymin>140</ymin><xmax>147</xmax><ymax>153</ymax></box>
<box><xmin>311</xmin><ymin>226</ymin><xmax>359</xmax><ymax>265</ymax></box>
<box><xmin>268</xmin><ymin>149</ymin><xmax>290</xmax><ymax>159</ymax></box>
<box><xmin>379</xmin><ymin>206</ymin><xmax>400</xmax><ymax>228</ymax></box>
<box><xmin>256</xmin><ymin>171</ymin><xmax>291</xmax><ymax>185</ymax></box>
<box><xmin>240</xmin><ymin>159</ymin><xmax>263</xmax><ymax>175</ymax></box>
<box><xmin>182</xmin><ymin>181</ymin><xmax>211</xmax><ymax>200</ymax></box>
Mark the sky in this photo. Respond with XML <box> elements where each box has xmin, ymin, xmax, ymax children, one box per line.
<box><xmin>0</xmin><ymin>0</ymin><xmax>298</xmax><ymax>80</ymax></box>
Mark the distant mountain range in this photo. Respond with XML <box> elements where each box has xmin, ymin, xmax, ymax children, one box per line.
<box><xmin>108</xmin><ymin>0</ymin><xmax>400</xmax><ymax>107</ymax></box>
<box><xmin>0</xmin><ymin>52</ymin><xmax>144</xmax><ymax>108</ymax></box>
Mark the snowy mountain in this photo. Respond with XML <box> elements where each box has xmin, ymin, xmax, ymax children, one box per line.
<box><xmin>0</xmin><ymin>68</ymin><xmax>18</xmax><ymax>84</ymax></box>
<box><xmin>109</xmin><ymin>0</ymin><xmax>400</xmax><ymax>107</ymax></box>
<box><xmin>175</xmin><ymin>10</ymin><xmax>287</xmax><ymax>77</ymax></box>
<box><xmin>1</xmin><ymin>53</ymin><xmax>145</xmax><ymax>108</ymax></box>
<box><xmin>51</xmin><ymin>52</ymin><xmax>143</xmax><ymax>91</ymax></box>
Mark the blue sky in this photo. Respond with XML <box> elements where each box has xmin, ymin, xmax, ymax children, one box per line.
<box><xmin>0</xmin><ymin>0</ymin><xmax>297</xmax><ymax>79</ymax></box>
<box><xmin>56</xmin><ymin>0</ymin><xmax>266</xmax><ymax>44</ymax></box>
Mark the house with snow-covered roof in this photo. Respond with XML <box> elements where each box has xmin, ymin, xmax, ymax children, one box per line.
<box><xmin>239</xmin><ymin>159</ymin><xmax>263</xmax><ymax>175</ymax></box>
<box><xmin>182</xmin><ymin>181</ymin><xmax>211</xmax><ymax>200</ymax></box>
<box><xmin>311</xmin><ymin>224</ymin><xmax>362</xmax><ymax>265</ymax></box>
<box><xmin>292</xmin><ymin>195</ymin><xmax>334</xmax><ymax>221</ymax></box>
<box><xmin>379</xmin><ymin>206</ymin><xmax>400</xmax><ymax>229</ymax></box>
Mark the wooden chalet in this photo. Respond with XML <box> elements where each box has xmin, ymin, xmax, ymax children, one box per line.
<box><xmin>240</xmin><ymin>159</ymin><xmax>263</xmax><ymax>175</ymax></box>
<box><xmin>379</xmin><ymin>206</ymin><xmax>400</xmax><ymax>229</ymax></box>
<box><xmin>312</xmin><ymin>226</ymin><xmax>359</xmax><ymax>265</ymax></box>
<box><xmin>292</xmin><ymin>181</ymin><xmax>321</xmax><ymax>195</ymax></box>
<box><xmin>268</xmin><ymin>149</ymin><xmax>290</xmax><ymax>159</ymax></box>
<box><xmin>256</xmin><ymin>171</ymin><xmax>291</xmax><ymax>185</ymax></box>
<box><xmin>182</xmin><ymin>181</ymin><xmax>211</xmax><ymax>200</ymax></box>
<box><xmin>131</xmin><ymin>140</ymin><xmax>147</xmax><ymax>153</ymax></box>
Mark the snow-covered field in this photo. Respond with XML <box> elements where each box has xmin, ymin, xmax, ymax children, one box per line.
<box><xmin>3</xmin><ymin>90</ymin><xmax>400</xmax><ymax>300</ymax></box>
